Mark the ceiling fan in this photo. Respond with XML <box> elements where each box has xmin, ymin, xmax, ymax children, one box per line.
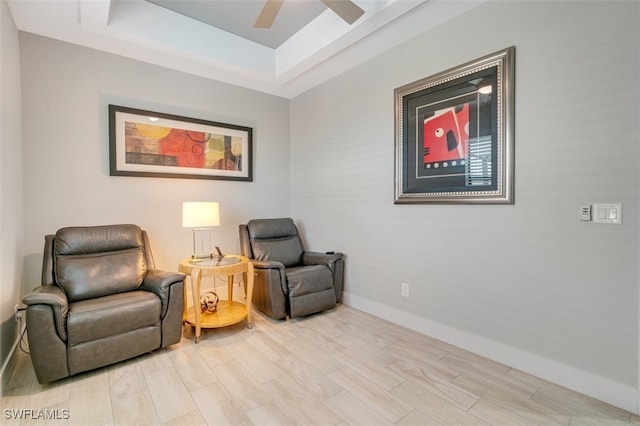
<box><xmin>254</xmin><ymin>0</ymin><xmax>365</xmax><ymax>29</ymax></box>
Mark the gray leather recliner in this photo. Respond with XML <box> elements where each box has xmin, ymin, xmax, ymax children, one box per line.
<box><xmin>22</xmin><ymin>224</ymin><xmax>185</xmax><ymax>384</ymax></box>
<box><xmin>239</xmin><ymin>218</ymin><xmax>344</xmax><ymax>320</ymax></box>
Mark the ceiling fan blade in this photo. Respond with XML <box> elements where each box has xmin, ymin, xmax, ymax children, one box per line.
<box><xmin>254</xmin><ymin>0</ymin><xmax>284</xmax><ymax>29</ymax></box>
<box><xmin>321</xmin><ymin>0</ymin><xmax>364</xmax><ymax>25</ymax></box>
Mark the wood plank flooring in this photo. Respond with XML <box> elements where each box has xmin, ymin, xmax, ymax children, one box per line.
<box><xmin>3</xmin><ymin>305</ymin><xmax>639</xmax><ymax>425</ymax></box>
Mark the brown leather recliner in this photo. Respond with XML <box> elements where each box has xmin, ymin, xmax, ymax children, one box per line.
<box><xmin>22</xmin><ymin>224</ymin><xmax>185</xmax><ymax>384</ymax></box>
<box><xmin>239</xmin><ymin>218</ymin><xmax>344</xmax><ymax>320</ymax></box>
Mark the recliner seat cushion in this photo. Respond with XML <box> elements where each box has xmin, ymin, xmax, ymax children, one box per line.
<box><xmin>286</xmin><ymin>265</ymin><xmax>334</xmax><ymax>297</ymax></box>
<box><xmin>67</xmin><ymin>291</ymin><xmax>161</xmax><ymax>346</ymax></box>
<box><xmin>286</xmin><ymin>265</ymin><xmax>336</xmax><ymax>317</ymax></box>
<box><xmin>54</xmin><ymin>225</ymin><xmax>147</xmax><ymax>302</ymax></box>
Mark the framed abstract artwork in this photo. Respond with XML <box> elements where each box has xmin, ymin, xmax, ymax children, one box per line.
<box><xmin>394</xmin><ymin>47</ymin><xmax>515</xmax><ymax>203</ymax></box>
<box><xmin>109</xmin><ymin>105</ymin><xmax>253</xmax><ymax>181</ymax></box>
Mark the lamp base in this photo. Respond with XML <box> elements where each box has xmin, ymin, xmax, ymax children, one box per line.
<box><xmin>190</xmin><ymin>244</ymin><xmax>224</xmax><ymax>262</ymax></box>
<box><xmin>191</xmin><ymin>253</ymin><xmax>224</xmax><ymax>260</ymax></box>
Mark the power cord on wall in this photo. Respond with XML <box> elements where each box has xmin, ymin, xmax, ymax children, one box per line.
<box><xmin>15</xmin><ymin>306</ymin><xmax>30</xmax><ymax>355</ymax></box>
<box><xmin>19</xmin><ymin>324</ymin><xmax>29</xmax><ymax>355</ymax></box>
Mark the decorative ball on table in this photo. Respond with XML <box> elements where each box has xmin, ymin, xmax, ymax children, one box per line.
<box><xmin>200</xmin><ymin>292</ymin><xmax>219</xmax><ymax>313</ymax></box>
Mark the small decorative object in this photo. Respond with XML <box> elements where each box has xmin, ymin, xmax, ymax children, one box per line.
<box><xmin>109</xmin><ymin>105</ymin><xmax>253</xmax><ymax>181</ymax></box>
<box><xmin>200</xmin><ymin>292</ymin><xmax>219</xmax><ymax>313</ymax></box>
<box><xmin>394</xmin><ymin>47</ymin><xmax>515</xmax><ymax>204</ymax></box>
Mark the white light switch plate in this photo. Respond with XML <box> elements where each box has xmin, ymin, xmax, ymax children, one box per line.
<box><xmin>592</xmin><ymin>203</ymin><xmax>622</xmax><ymax>224</ymax></box>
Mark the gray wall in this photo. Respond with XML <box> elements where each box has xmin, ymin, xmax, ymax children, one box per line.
<box><xmin>3</xmin><ymin>0</ymin><xmax>639</xmax><ymax>414</ymax></box>
<box><xmin>0</xmin><ymin>0</ymin><xmax>24</xmax><ymax>384</ymax></box>
<box><xmin>18</xmin><ymin>33</ymin><xmax>291</xmax><ymax>281</ymax></box>
<box><xmin>291</xmin><ymin>0</ymin><xmax>639</xmax><ymax>412</ymax></box>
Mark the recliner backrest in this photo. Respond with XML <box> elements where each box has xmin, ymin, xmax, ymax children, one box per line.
<box><xmin>246</xmin><ymin>218</ymin><xmax>303</xmax><ymax>267</ymax></box>
<box><xmin>53</xmin><ymin>224</ymin><xmax>147</xmax><ymax>302</ymax></box>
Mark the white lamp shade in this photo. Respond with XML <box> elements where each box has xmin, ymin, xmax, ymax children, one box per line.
<box><xmin>182</xmin><ymin>202</ymin><xmax>220</xmax><ymax>228</ymax></box>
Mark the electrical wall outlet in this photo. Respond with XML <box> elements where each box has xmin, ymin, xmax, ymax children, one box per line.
<box><xmin>401</xmin><ymin>283</ymin><xmax>410</xmax><ymax>298</ymax></box>
<box><xmin>14</xmin><ymin>304</ymin><xmax>25</xmax><ymax>323</ymax></box>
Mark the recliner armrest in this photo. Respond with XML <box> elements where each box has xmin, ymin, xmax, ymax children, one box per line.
<box><xmin>249</xmin><ymin>259</ymin><xmax>288</xmax><ymax>296</ymax></box>
<box><xmin>303</xmin><ymin>252</ymin><xmax>345</xmax><ymax>303</ymax></box>
<box><xmin>22</xmin><ymin>285</ymin><xmax>69</xmax><ymax>341</ymax></box>
<box><xmin>303</xmin><ymin>251</ymin><xmax>343</xmax><ymax>268</ymax></box>
<box><xmin>142</xmin><ymin>270</ymin><xmax>186</xmax><ymax>316</ymax></box>
<box><xmin>251</xmin><ymin>260</ymin><xmax>286</xmax><ymax>271</ymax></box>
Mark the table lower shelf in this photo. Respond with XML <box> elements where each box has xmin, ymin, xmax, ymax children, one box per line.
<box><xmin>184</xmin><ymin>300</ymin><xmax>251</xmax><ymax>329</ymax></box>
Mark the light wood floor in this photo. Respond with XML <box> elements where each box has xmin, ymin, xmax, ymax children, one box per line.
<box><xmin>3</xmin><ymin>305</ymin><xmax>639</xmax><ymax>426</ymax></box>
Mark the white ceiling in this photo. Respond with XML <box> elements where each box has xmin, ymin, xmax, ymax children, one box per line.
<box><xmin>7</xmin><ymin>0</ymin><xmax>485</xmax><ymax>98</ymax></box>
<box><xmin>146</xmin><ymin>0</ymin><xmax>328</xmax><ymax>49</ymax></box>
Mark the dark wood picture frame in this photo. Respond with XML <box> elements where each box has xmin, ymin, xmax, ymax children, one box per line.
<box><xmin>109</xmin><ymin>105</ymin><xmax>253</xmax><ymax>181</ymax></box>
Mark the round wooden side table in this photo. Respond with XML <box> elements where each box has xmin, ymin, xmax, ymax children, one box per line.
<box><xmin>178</xmin><ymin>255</ymin><xmax>254</xmax><ymax>343</ymax></box>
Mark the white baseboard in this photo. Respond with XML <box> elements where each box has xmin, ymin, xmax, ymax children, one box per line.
<box><xmin>342</xmin><ymin>292</ymin><xmax>639</xmax><ymax>415</ymax></box>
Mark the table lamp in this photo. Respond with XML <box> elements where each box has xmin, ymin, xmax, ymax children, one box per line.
<box><xmin>182</xmin><ymin>202</ymin><xmax>221</xmax><ymax>260</ymax></box>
